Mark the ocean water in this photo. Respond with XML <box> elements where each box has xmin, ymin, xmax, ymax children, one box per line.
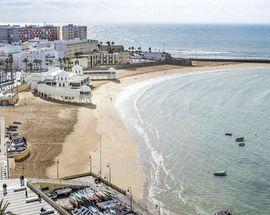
<box><xmin>115</xmin><ymin>67</ymin><xmax>270</xmax><ymax>215</ymax></box>
<box><xmin>88</xmin><ymin>24</ymin><xmax>270</xmax><ymax>59</ymax></box>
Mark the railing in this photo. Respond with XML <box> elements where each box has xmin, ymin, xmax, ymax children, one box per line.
<box><xmin>27</xmin><ymin>181</ymin><xmax>71</xmax><ymax>215</ymax></box>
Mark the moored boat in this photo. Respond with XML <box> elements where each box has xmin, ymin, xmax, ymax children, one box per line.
<box><xmin>214</xmin><ymin>171</ymin><xmax>227</xmax><ymax>176</ymax></box>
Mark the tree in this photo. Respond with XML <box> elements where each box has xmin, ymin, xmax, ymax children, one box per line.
<box><xmin>48</xmin><ymin>59</ymin><xmax>53</xmax><ymax>66</ymax></box>
<box><xmin>28</xmin><ymin>62</ymin><xmax>33</xmax><ymax>73</ymax></box>
<box><xmin>97</xmin><ymin>43</ymin><xmax>101</xmax><ymax>52</ymax></box>
<box><xmin>58</xmin><ymin>58</ymin><xmax>63</xmax><ymax>69</ymax></box>
<box><xmin>0</xmin><ymin>199</ymin><xmax>16</xmax><ymax>214</ymax></box>
<box><xmin>0</xmin><ymin>59</ymin><xmax>4</xmax><ymax>83</ymax></box>
<box><xmin>33</xmin><ymin>59</ymin><xmax>39</xmax><ymax>71</ymax></box>
<box><xmin>38</xmin><ymin>59</ymin><xmax>42</xmax><ymax>71</ymax></box>
<box><xmin>111</xmin><ymin>41</ymin><xmax>115</xmax><ymax>53</ymax></box>
<box><xmin>74</xmin><ymin>52</ymin><xmax>80</xmax><ymax>60</ymax></box>
<box><xmin>99</xmin><ymin>42</ymin><xmax>103</xmax><ymax>51</ymax></box>
<box><xmin>65</xmin><ymin>57</ymin><xmax>71</xmax><ymax>71</ymax></box>
<box><xmin>106</xmin><ymin>41</ymin><xmax>111</xmax><ymax>53</ymax></box>
<box><xmin>4</xmin><ymin>58</ymin><xmax>9</xmax><ymax>79</ymax></box>
<box><xmin>148</xmin><ymin>47</ymin><xmax>152</xmax><ymax>52</ymax></box>
<box><xmin>23</xmin><ymin>58</ymin><xmax>29</xmax><ymax>73</ymax></box>
<box><xmin>7</xmin><ymin>54</ymin><xmax>13</xmax><ymax>80</ymax></box>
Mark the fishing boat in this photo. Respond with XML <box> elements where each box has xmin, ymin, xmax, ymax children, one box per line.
<box><xmin>236</xmin><ymin>137</ymin><xmax>244</xmax><ymax>142</ymax></box>
<box><xmin>214</xmin><ymin>171</ymin><xmax>227</xmax><ymax>176</ymax></box>
<box><xmin>239</xmin><ymin>142</ymin><xmax>245</xmax><ymax>147</ymax></box>
<box><xmin>214</xmin><ymin>209</ymin><xmax>232</xmax><ymax>215</ymax></box>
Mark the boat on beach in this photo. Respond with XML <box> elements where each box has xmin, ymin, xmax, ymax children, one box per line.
<box><xmin>214</xmin><ymin>171</ymin><xmax>227</xmax><ymax>176</ymax></box>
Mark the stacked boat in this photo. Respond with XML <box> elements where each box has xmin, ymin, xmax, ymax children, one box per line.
<box><xmin>6</xmin><ymin>122</ymin><xmax>28</xmax><ymax>157</ymax></box>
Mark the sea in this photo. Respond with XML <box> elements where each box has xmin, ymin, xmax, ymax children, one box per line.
<box><xmin>88</xmin><ymin>24</ymin><xmax>270</xmax><ymax>60</ymax></box>
<box><xmin>93</xmin><ymin>24</ymin><xmax>270</xmax><ymax>215</ymax></box>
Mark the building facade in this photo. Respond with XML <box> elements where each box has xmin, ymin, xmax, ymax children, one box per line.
<box><xmin>66</xmin><ymin>39</ymin><xmax>98</xmax><ymax>58</ymax></box>
<box><xmin>62</xmin><ymin>24</ymin><xmax>87</xmax><ymax>40</ymax></box>
<box><xmin>71</xmin><ymin>51</ymin><xmax>129</xmax><ymax>69</ymax></box>
<box><xmin>19</xmin><ymin>25</ymin><xmax>60</xmax><ymax>42</ymax></box>
<box><xmin>31</xmin><ymin>65</ymin><xmax>91</xmax><ymax>104</ymax></box>
<box><xmin>0</xmin><ymin>25</ymin><xmax>20</xmax><ymax>44</ymax></box>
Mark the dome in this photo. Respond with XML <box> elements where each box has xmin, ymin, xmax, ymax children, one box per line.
<box><xmin>72</xmin><ymin>64</ymin><xmax>83</xmax><ymax>74</ymax></box>
<box><xmin>80</xmin><ymin>85</ymin><xmax>91</xmax><ymax>93</ymax></box>
<box><xmin>108</xmin><ymin>67</ymin><xmax>116</xmax><ymax>73</ymax></box>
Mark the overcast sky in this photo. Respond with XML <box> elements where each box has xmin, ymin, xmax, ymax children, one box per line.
<box><xmin>1</xmin><ymin>0</ymin><xmax>270</xmax><ymax>24</ymax></box>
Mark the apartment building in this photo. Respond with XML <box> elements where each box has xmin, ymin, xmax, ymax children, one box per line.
<box><xmin>62</xmin><ymin>24</ymin><xmax>87</xmax><ymax>40</ymax></box>
<box><xmin>0</xmin><ymin>25</ymin><xmax>20</xmax><ymax>43</ymax></box>
<box><xmin>19</xmin><ymin>25</ymin><xmax>60</xmax><ymax>42</ymax></box>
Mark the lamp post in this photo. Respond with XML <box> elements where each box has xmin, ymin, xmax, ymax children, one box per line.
<box><xmin>89</xmin><ymin>155</ymin><xmax>92</xmax><ymax>174</ymax></box>
<box><xmin>127</xmin><ymin>187</ymin><xmax>133</xmax><ymax>211</ymax></box>
<box><xmin>107</xmin><ymin>163</ymin><xmax>111</xmax><ymax>184</ymax></box>
<box><xmin>56</xmin><ymin>160</ymin><xmax>59</xmax><ymax>179</ymax></box>
<box><xmin>156</xmin><ymin>202</ymin><xmax>161</xmax><ymax>215</ymax></box>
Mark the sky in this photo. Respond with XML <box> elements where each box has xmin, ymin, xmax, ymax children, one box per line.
<box><xmin>0</xmin><ymin>0</ymin><xmax>270</xmax><ymax>24</ymax></box>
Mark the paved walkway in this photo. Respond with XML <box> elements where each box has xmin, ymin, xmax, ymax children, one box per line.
<box><xmin>0</xmin><ymin>117</ymin><xmax>8</xmax><ymax>179</ymax></box>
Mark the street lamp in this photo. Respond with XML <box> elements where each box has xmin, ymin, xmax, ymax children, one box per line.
<box><xmin>156</xmin><ymin>202</ymin><xmax>161</xmax><ymax>215</ymax></box>
<box><xmin>56</xmin><ymin>160</ymin><xmax>59</xmax><ymax>179</ymax></box>
<box><xmin>127</xmin><ymin>187</ymin><xmax>133</xmax><ymax>211</ymax></box>
<box><xmin>107</xmin><ymin>163</ymin><xmax>111</xmax><ymax>184</ymax></box>
<box><xmin>89</xmin><ymin>155</ymin><xmax>92</xmax><ymax>174</ymax></box>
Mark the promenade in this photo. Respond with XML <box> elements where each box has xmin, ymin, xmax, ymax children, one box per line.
<box><xmin>0</xmin><ymin>117</ymin><xmax>8</xmax><ymax>179</ymax></box>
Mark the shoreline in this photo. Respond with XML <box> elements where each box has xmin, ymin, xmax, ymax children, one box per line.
<box><xmin>46</xmin><ymin>62</ymin><xmax>270</xmax><ymax>201</ymax></box>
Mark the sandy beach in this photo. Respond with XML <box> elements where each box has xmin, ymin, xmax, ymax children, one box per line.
<box><xmin>46</xmin><ymin>61</ymin><xmax>269</xmax><ymax>200</ymax></box>
<box><xmin>1</xmin><ymin>61</ymin><xmax>269</xmax><ymax>200</ymax></box>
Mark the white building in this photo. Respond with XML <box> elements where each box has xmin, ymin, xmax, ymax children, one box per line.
<box><xmin>31</xmin><ymin>64</ymin><xmax>91</xmax><ymax>104</ymax></box>
<box><xmin>142</xmin><ymin>52</ymin><xmax>166</xmax><ymax>61</ymax></box>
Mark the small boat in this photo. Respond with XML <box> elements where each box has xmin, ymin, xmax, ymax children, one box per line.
<box><xmin>236</xmin><ymin>137</ymin><xmax>244</xmax><ymax>142</ymax></box>
<box><xmin>13</xmin><ymin>121</ymin><xmax>22</xmax><ymax>125</ymax></box>
<box><xmin>225</xmin><ymin>133</ymin><xmax>232</xmax><ymax>136</ymax></box>
<box><xmin>214</xmin><ymin>171</ymin><xmax>227</xmax><ymax>176</ymax></box>
<box><xmin>239</xmin><ymin>142</ymin><xmax>245</xmax><ymax>147</ymax></box>
<box><xmin>214</xmin><ymin>209</ymin><xmax>232</xmax><ymax>215</ymax></box>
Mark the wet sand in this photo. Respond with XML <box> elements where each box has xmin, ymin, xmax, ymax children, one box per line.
<box><xmin>46</xmin><ymin>62</ymin><xmax>269</xmax><ymax>199</ymax></box>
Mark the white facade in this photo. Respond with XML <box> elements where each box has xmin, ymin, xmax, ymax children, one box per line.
<box><xmin>142</xmin><ymin>52</ymin><xmax>166</xmax><ymax>61</ymax></box>
<box><xmin>31</xmin><ymin>65</ymin><xmax>91</xmax><ymax>104</ymax></box>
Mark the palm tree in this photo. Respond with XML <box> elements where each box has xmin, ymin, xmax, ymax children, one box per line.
<box><xmin>38</xmin><ymin>59</ymin><xmax>42</xmax><ymax>71</ymax></box>
<box><xmin>48</xmin><ymin>59</ymin><xmax>53</xmax><ymax>66</ymax></box>
<box><xmin>106</xmin><ymin>41</ymin><xmax>111</xmax><ymax>53</ymax></box>
<box><xmin>7</xmin><ymin>54</ymin><xmax>13</xmax><ymax>80</ymax></box>
<box><xmin>28</xmin><ymin>62</ymin><xmax>33</xmax><ymax>73</ymax></box>
<box><xmin>65</xmin><ymin>57</ymin><xmax>71</xmax><ymax>71</ymax></box>
<box><xmin>58</xmin><ymin>58</ymin><xmax>63</xmax><ymax>69</ymax></box>
<box><xmin>4</xmin><ymin>58</ymin><xmax>9</xmax><ymax>80</ymax></box>
<box><xmin>23</xmin><ymin>58</ymin><xmax>29</xmax><ymax>73</ymax></box>
<box><xmin>0</xmin><ymin>199</ymin><xmax>16</xmax><ymax>214</ymax></box>
<box><xmin>111</xmin><ymin>41</ymin><xmax>115</xmax><ymax>53</ymax></box>
<box><xmin>33</xmin><ymin>59</ymin><xmax>39</xmax><ymax>71</ymax></box>
<box><xmin>97</xmin><ymin>43</ymin><xmax>101</xmax><ymax>52</ymax></box>
<box><xmin>99</xmin><ymin>42</ymin><xmax>103</xmax><ymax>51</ymax></box>
<box><xmin>0</xmin><ymin>59</ymin><xmax>4</xmax><ymax>83</ymax></box>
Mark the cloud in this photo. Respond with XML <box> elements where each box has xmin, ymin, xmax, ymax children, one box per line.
<box><xmin>1</xmin><ymin>0</ymin><xmax>270</xmax><ymax>23</ymax></box>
